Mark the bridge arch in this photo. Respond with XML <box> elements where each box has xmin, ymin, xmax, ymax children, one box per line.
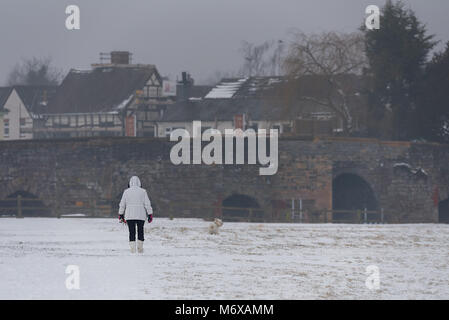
<box><xmin>0</xmin><ymin>190</ymin><xmax>50</xmax><ymax>217</ymax></box>
<box><xmin>221</xmin><ymin>193</ymin><xmax>262</xmax><ymax>221</ymax></box>
<box><xmin>222</xmin><ymin>193</ymin><xmax>260</xmax><ymax>208</ymax></box>
<box><xmin>332</xmin><ymin>173</ymin><xmax>378</xmax><ymax>221</ymax></box>
<box><xmin>1</xmin><ymin>179</ymin><xmax>52</xmax><ymax>204</ymax></box>
<box><xmin>438</xmin><ymin>198</ymin><xmax>449</xmax><ymax>223</ymax></box>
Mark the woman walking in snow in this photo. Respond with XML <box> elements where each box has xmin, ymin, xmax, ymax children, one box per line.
<box><xmin>118</xmin><ymin>176</ymin><xmax>153</xmax><ymax>253</ymax></box>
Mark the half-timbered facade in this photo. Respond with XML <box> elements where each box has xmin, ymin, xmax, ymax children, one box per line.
<box><xmin>34</xmin><ymin>52</ymin><xmax>169</xmax><ymax>139</ymax></box>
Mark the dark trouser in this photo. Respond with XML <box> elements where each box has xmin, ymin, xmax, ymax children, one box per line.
<box><xmin>127</xmin><ymin>220</ymin><xmax>145</xmax><ymax>242</ymax></box>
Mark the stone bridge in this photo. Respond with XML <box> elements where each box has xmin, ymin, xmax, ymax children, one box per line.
<box><xmin>1</xmin><ymin>136</ymin><xmax>449</xmax><ymax>223</ymax></box>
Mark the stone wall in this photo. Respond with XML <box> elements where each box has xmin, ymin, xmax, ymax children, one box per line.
<box><xmin>1</xmin><ymin>136</ymin><xmax>448</xmax><ymax>222</ymax></box>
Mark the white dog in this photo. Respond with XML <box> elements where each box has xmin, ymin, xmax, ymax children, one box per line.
<box><xmin>208</xmin><ymin>218</ymin><xmax>223</xmax><ymax>235</ymax></box>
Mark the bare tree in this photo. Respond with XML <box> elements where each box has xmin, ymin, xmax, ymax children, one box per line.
<box><xmin>202</xmin><ymin>70</ymin><xmax>240</xmax><ymax>86</ymax></box>
<box><xmin>7</xmin><ymin>57</ymin><xmax>62</xmax><ymax>86</ymax></box>
<box><xmin>283</xmin><ymin>31</ymin><xmax>367</xmax><ymax>133</ymax></box>
<box><xmin>239</xmin><ymin>40</ymin><xmax>285</xmax><ymax>77</ymax></box>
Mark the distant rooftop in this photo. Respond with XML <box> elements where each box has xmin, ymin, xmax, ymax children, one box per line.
<box><xmin>44</xmin><ymin>64</ymin><xmax>160</xmax><ymax>114</ymax></box>
<box><xmin>205</xmin><ymin>78</ymin><xmax>247</xmax><ymax>99</ymax></box>
<box><xmin>204</xmin><ymin>76</ymin><xmax>289</xmax><ymax>99</ymax></box>
<box><xmin>162</xmin><ymin>74</ymin><xmax>368</xmax><ymax>122</ymax></box>
<box><xmin>0</xmin><ymin>85</ymin><xmax>57</xmax><ymax>116</ymax></box>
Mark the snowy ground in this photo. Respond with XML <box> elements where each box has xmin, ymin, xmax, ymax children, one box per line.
<box><xmin>0</xmin><ymin>218</ymin><xmax>448</xmax><ymax>300</ymax></box>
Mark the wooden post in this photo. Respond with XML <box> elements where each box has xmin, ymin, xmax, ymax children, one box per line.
<box><xmin>381</xmin><ymin>208</ymin><xmax>384</xmax><ymax>224</ymax></box>
<box><xmin>53</xmin><ymin>201</ymin><xmax>59</xmax><ymax>219</ymax></box>
<box><xmin>90</xmin><ymin>199</ymin><xmax>96</xmax><ymax>217</ymax></box>
<box><xmin>291</xmin><ymin>199</ymin><xmax>295</xmax><ymax>222</ymax></box>
<box><xmin>364</xmin><ymin>208</ymin><xmax>368</xmax><ymax>224</ymax></box>
<box><xmin>327</xmin><ymin>210</ymin><xmax>333</xmax><ymax>223</ymax></box>
<box><xmin>17</xmin><ymin>195</ymin><xmax>23</xmax><ymax>219</ymax></box>
<box><xmin>110</xmin><ymin>201</ymin><xmax>114</xmax><ymax>218</ymax></box>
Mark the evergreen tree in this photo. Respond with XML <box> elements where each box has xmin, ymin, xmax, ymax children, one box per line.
<box><xmin>415</xmin><ymin>43</ymin><xmax>449</xmax><ymax>142</ymax></box>
<box><xmin>363</xmin><ymin>0</ymin><xmax>436</xmax><ymax>140</ymax></box>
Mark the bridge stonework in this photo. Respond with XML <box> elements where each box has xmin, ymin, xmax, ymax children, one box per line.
<box><xmin>1</xmin><ymin>137</ymin><xmax>448</xmax><ymax>223</ymax></box>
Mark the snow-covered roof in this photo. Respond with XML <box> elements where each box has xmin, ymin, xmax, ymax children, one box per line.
<box><xmin>205</xmin><ymin>78</ymin><xmax>247</xmax><ymax>99</ymax></box>
<box><xmin>43</xmin><ymin>65</ymin><xmax>161</xmax><ymax>114</ymax></box>
<box><xmin>0</xmin><ymin>86</ymin><xmax>58</xmax><ymax>117</ymax></box>
<box><xmin>204</xmin><ymin>76</ymin><xmax>291</xmax><ymax>100</ymax></box>
<box><xmin>114</xmin><ymin>94</ymin><xmax>134</xmax><ymax>110</ymax></box>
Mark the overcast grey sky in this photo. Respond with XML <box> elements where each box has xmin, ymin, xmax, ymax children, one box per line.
<box><xmin>1</xmin><ymin>0</ymin><xmax>448</xmax><ymax>85</ymax></box>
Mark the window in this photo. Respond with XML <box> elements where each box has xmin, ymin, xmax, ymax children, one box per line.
<box><xmin>55</xmin><ymin>116</ymin><xmax>70</xmax><ymax>127</ymax></box>
<box><xmin>20</xmin><ymin>118</ymin><xmax>26</xmax><ymax>126</ymax></box>
<box><xmin>147</xmin><ymin>86</ymin><xmax>159</xmax><ymax>97</ymax></box>
<box><xmin>4</xmin><ymin>128</ymin><xmax>9</xmax><ymax>136</ymax></box>
<box><xmin>4</xmin><ymin>119</ymin><xmax>9</xmax><ymax>127</ymax></box>
<box><xmin>99</xmin><ymin>114</ymin><xmax>115</xmax><ymax>127</ymax></box>
<box><xmin>61</xmin><ymin>116</ymin><xmax>69</xmax><ymax>126</ymax></box>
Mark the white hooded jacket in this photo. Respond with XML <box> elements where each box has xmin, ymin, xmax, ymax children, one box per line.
<box><xmin>118</xmin><ymin>176</ymin><xmax>153</xmax><ymax>221</ymax></box>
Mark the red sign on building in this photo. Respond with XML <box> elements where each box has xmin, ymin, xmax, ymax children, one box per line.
<box><xmin>125</xmin><ymin>115</ymin><xmax>136</xmax><ymax>137</ymax></box>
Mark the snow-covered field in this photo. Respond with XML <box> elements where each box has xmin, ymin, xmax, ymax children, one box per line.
<box><xmin>0</xmin><ymin>218</ymin><xmax>448</xmax><ymax>299</ymax></box>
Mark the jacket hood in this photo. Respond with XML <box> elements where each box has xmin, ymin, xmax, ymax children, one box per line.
<box><xmin>129</xmin><ymin>176</ymin><xmax>141</xmax><ymax>187</ymax></box>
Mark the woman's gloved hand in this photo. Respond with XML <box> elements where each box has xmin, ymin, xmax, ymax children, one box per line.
<box><xmin>118</xmin><ymin>214</ymin><xmax>126</xmax><ymax>224</ymax></box>
<box><xmin>147</xmin><ymin>214</ymin><xmax>153</xmax><ymax>223</ymax></box>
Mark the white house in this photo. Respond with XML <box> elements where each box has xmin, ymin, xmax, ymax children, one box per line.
<box><xmin>0</xmin><ymin>86</ymin><xmax>56</xmax><ymax>140</ymax></box>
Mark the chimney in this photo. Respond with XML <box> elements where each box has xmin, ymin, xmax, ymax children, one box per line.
<box><xmin>110</xmin><ymin>51</ymin><xmax>131</xmax><ymax>65</ymax></box>
<box><xmin>177</xmin><ymin>72</ymin><xmax>194</xmax><ymax>101</ymax></box>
